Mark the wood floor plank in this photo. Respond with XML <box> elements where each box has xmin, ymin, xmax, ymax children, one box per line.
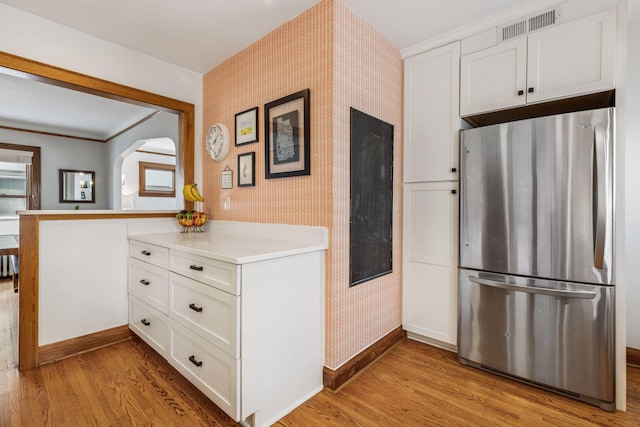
<box><xmin>3</xmin><ymin>276</ymin><xmax>640</xmax><ymax>427</ymax></box>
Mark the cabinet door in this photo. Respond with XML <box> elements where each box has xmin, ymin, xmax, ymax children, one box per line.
<box><xmin>526</xmin><ymin>9</ymin><xmax>616</xmax><ymax>103</ymax></box>
<box><xmin>402</xmin><ymin>182</ymin><xmax>458</xmax><ymax>345</ymax></box>
<box><xmin>404</xmin><ymin>42</ymin><xmax>460</xmax><ymax>182</ymax></box>
<box><xmin>460</xmin><ymin>37</ymin><xmax>527</xmax><ymax>116</ymax></box>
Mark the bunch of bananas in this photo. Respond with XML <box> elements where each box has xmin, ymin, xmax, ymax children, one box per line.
<box><xmin>183</xmin><ymin>183</ymin><xmax>204</xmax><ymax>202</ymax></box>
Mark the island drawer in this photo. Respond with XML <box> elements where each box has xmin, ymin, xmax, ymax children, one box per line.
<box><xmin>129</xmin><ymin>296</ymin><xmax>169</xmax><ymax>358</ymax></box>
<box><xmin>129</xmin><ymin>258</ymin><xmax>169</xmax><ymax>313</ymax></box>
<box><xmin>130</xmin><ymin>240</ymin><xmax>169</xmax><ymax>268</ymax></box>
<box><xmin>169</xmin><ymin>249</ymin><xmax>240</xmax><ymax>295</ymax></box>
<box><xmin>169</xmin><ymin>272</ymin><xmax>240</xmax><ymax>358</ymax></box>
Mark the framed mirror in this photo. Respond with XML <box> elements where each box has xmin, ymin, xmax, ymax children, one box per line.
<box><xmin>138</xmin><ymin>162</ymin><xmax>176</xmax><ymax>197</ymax></box>
<box><xmin>59</xmin><ymin>169</ymin><xmax>95</xmax><ymax>203</ymax></box>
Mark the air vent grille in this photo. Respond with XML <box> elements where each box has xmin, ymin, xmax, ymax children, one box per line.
<box><xmin>529</xmin><ymin>10</ymin><xmax>557</xmax><ymax>32</ymax></box>
<box><xmin>502</xmin><ymin>20</ymin><xmax>527</xmax><ymax>41</ymax></box>
<box><xmin>499</xmin><ymin>8</ymin><xmax>560</xmax><ymax>42</ymax></box>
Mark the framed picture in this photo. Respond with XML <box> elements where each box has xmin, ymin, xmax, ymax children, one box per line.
<box><xmin>221</xmin><ymin>165</ymin><xmax>233</xmax><ymax>189</ymax></box>
<box><xmin>238</xmin><ymin>152</ymin><xmax>255</xmax><ymax>187</ymax></box>
<box><xmin>264</xmin><ymin>89</ymin><xmax>310</xmax><ymax>179</ymax></box>
<box><xmin>235</xmin><ymin>107</ymin><xmax>258</xmax><ymax>145</ymax></box>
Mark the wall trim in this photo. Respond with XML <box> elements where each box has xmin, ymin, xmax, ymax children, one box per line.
<box><xmin>38</xmin><ymin>325</ymin><xmax>133</xmax><ymax>365</ymax></box>
<box><xmin>628</xmin><ymin>347</ymin><xmax>640</xmax><ymax>368</ymax></box>
<box><xmin>323</xmin><ymin>326</ymin><xmax>406</xmax><ymax>390</ymax></box>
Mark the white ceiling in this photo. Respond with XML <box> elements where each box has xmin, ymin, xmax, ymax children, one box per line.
<box><xmin>0</xmin><ymin>71</ymin><xmax>159</xmax><ymax>141</ymax></box>
<box><xmin>0</xmin><ymin>0</ymin><xmax>539</xmax><ymax>73</ymax></box>
<box><xmin>0</xmin><ymin>0</ymin><xmax>622</xmax><ymax>140</ymax></box>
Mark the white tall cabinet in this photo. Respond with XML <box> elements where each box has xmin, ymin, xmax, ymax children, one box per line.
<box><xmin>402</xmin><ymin>41</ymin><xmax>460</xmax><ymax>348</ymax></box>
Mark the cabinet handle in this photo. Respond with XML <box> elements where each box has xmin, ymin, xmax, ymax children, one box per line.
<box><xmin>189</xmin><ymin>355</ymin><xmax>203</xmax><ymax>367</ymax></box>
<box><xmin>451</xmin><ymin>189</ymin><xmax>457</xmax><ymax>195</ymax></box>
<box><xmin>141</xmin><ymin>318</ymin><xmax>150</xmax><ymax>326</ymax></box>
<box><xmin>140</xmin><ymin>279</ymin><xmax>150</xmax><ymax>286</ymax></box>
<box><xmin>451</xmin><ymin>167</ymin><xmax>457</xmax><ymax>173</ymax></box>
<box><xmin>528</xmin><ymin>87</ymin><xmax>534</xmax><ymax>93</ymax></box>
<box><xmin>518</xmin><ymin>90</ymin><xmax>524</xmax><ymax>96</ymax></box>
<box><xmin>189</xmin><ymin>303</ymin><xmax>203</xmax><ymax>313</ymax></box>
<box><xmin>141</xmin><ymin>250</ymin><xmax>151</xmax><ymax>256</ymax></box>
<box><xmin>189</xmin><ymin>265</ymin><xmax>204</xmax><ymax>271</ymax></box>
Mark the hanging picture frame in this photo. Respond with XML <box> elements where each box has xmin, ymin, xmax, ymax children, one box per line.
<box><xmin>221</xmin><ymin>165</ymin><xmax>233</xmax><ymax>189</ymax></box>
<box><xmin>238</xmin><ymin>152</ymin><xmax>255</xmax><ymax>187</ymax></box>
<box><xmin>264</xmin><ymin>89</ymin><xmax>310</xmax><ymax>179</ymax></box>
<box><xmin>235</xmin><ymin>107</ymin><xmax>258</xmax><ymax>145</ymax></box>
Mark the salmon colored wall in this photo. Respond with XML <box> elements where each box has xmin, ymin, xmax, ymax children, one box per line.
<box><xmin>202</xmin><ymin>0</ymin><xmax>402</xmax><ymax>369</ymax></box>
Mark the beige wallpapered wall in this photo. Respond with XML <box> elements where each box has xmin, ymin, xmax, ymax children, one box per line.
<box><xmin>202</xmin><ymin>0</ymin><xmax>403</xmax><ymax>369</ymax></box>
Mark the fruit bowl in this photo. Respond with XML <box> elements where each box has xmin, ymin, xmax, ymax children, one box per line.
<box><xmin>176</xmin><ymin>210</ymin><xmax>207</xmax><ymax>233</ymax></box>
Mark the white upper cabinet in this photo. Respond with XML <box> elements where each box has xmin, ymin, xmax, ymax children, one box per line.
<box><xmin>460</xmin><ymin>9</ymin><xmax>616</xmax><ymax>117</ymax></box>
<box><xmin>460</xmin><ymin>37</ymin><xmax>527</xmax><ymax>116</ymax></box>
<box><xmin>404</xmin><ymin>41</ymin><xmax>460</xmax><ymax>183</ymax></box>
<box><xmin>526</xmin><ymin>9</ymin><xmax>616</xmax><ymax>103</ymax></box>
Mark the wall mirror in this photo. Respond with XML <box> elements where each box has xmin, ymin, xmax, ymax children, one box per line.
<box><xmin>59</xmin><ymin>169</ymin><xmax>95</xmax><ymax>203</ymax></box>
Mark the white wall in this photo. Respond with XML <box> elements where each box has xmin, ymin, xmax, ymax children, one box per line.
<box><xmin>38</xmin><ymin>217</ymin><xmax>180</xmax><ymax>345</ymax></box>
<box><xmin>108</xmin><ymin>111</ymin><xmax>180</xmax><ymax>209</ymax></box>
<box><xmin>626</xmin><ymin>15</ymin><xmax>640</xmax><ymax>349</ymax></box>
<box><xmin>122</xmin><ymin>150</ymin><xmax>177</xmax><ymax>210</ymax></box>
<box><xmin>0</xmin><ymin>128</ymin><xmax>110</xmax><ymax>209</ymax></box>
<box><xmin>0</xmin><ymin>3</ymin><xmax>203</xmax><ymax>187</ymax></box>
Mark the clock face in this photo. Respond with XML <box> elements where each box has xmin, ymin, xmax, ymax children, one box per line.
<box><xmin>206</xmin><ymin>123</ymin><xmax>230</xmax><ymax>161</ymax></box>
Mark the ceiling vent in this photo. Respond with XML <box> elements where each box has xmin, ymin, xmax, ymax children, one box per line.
<box><xmin>499</xmin><ymin>8</ymin><xmax>560</xmax><ymax>42</ymax></box>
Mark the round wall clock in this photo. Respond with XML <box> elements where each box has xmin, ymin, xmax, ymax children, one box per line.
<box><xmin>206</xmin><ymin>123</ymin><xmax>230</xmax><ymax>161</ymax></box>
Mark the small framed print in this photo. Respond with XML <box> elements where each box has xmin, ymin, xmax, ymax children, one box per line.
<box><xmin>235</xmin><ymin>107</ymin><xmax>258</xmax><ymax>146</ymax></box>
<box><xmin>221</xmin><ymin>165</ymin><xmax>233</xmax><ymax>189</ymax></box>
<box><xmin>238</xmin><ymin>152</ymin><xmax>255</xmax><ymax>187</ymax></box>
<box><xmin>264</xmin><ymin>89</ymin><xmax>310</xmax><ymax>179</ymax></box>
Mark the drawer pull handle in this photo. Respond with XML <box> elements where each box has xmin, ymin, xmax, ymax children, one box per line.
<box><xmin>190</xmin><ymin>265</ymin><xmax>204</xmax><ymax>271</ymax></box>
<box><xmin>140</xmin><ymin>279</ymin><xmax>150</xmax><ymax>286</ymax></box>
<box><xmin>141</xmin><ymin>318</ymin><xmax>150</xmax><ymax>326</ymax></box>
<box><xmin>189</xmin><ymin>355</ymin><xmax>203</xmax><ymax>367</ymax></box>
<box><xmin>141</xmin><ymin>250</ymin><xmax>151</xmax><ymax>256</ymax></box>
<box><xmin>189</xmin><ymin>303</ymin><xmax>203</xmax><ymax>313</ymax></box>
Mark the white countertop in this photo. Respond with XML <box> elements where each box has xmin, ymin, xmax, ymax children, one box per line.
<box><xmin>17</xmin><ymin>210</ymin><xmax>174</xmax><ymax>216</ymax></box>
<box><xmin>128</xmin><ymin>222</ymin><xmax>328</xmax><ymax>264</ymax></box>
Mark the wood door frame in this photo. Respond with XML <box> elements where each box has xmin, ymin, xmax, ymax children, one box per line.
<box><xmin>0</xmin><ymin>142</ymin><xmax>41</xmax><ymax>209</ymax></box>
<box><xmin>0</xmin><ymin>52</ymin><xmax>195</xmax><ymax>370</ymax></box>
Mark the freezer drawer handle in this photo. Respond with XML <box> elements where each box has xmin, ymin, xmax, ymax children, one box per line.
<box><xmin>469</xmin><ymin>276</ymin><xmax>597</xmax><ymax>299</ymax></box>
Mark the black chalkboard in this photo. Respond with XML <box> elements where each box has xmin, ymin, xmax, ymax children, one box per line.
<box><xmin>349</xmin><ymin>108</ymin><xmax>393</xmax><ymax>287</ymax></box>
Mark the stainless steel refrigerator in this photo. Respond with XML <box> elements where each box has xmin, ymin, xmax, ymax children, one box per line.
<box><xmin>457</xmin><ymin>107</ymin><xmax>615</xmax><ymax>411</ymax></box>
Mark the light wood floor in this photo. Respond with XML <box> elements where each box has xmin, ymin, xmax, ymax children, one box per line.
<box><xmin>2</xmin><ymin>278</ymin><xmax>640</xmax><ymax>426</ymax></box>
<box><xmin>0</xmin><ymin>278</ymin><xmax>18</xmax><ymax>371</ymax></box>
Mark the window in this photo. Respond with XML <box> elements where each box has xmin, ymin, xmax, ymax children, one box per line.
<box><xmin>0</xmin><ymin>161</ymin><xmax>27</xmax><ymax>217</ymax></box>
<box><xmin>138</xmin><ymin>161</ymin><xmax>175</xmax><ymax>197</ymax></box>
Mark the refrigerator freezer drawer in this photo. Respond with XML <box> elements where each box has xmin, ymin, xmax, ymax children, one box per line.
<box><xmin>457</xmin><ymin>268</ymin><xmax>615</xmax><ymax>410</ymax></box>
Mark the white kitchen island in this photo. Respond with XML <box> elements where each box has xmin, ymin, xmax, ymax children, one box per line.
<box><xmin>127</xmin><ymin>221</ymin><xmax>327</xmax><ymax>427</ymax></box>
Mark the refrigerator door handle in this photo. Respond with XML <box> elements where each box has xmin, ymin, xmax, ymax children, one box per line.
<box><xmin>469</xmin><ymin>276</ymin><xmax>598</xmax><ymax>299</ymax></box>
<box><xmin>593</xmin><ymin>123</ymin><xmax>606</xmax><ymax>269</ymax></box>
